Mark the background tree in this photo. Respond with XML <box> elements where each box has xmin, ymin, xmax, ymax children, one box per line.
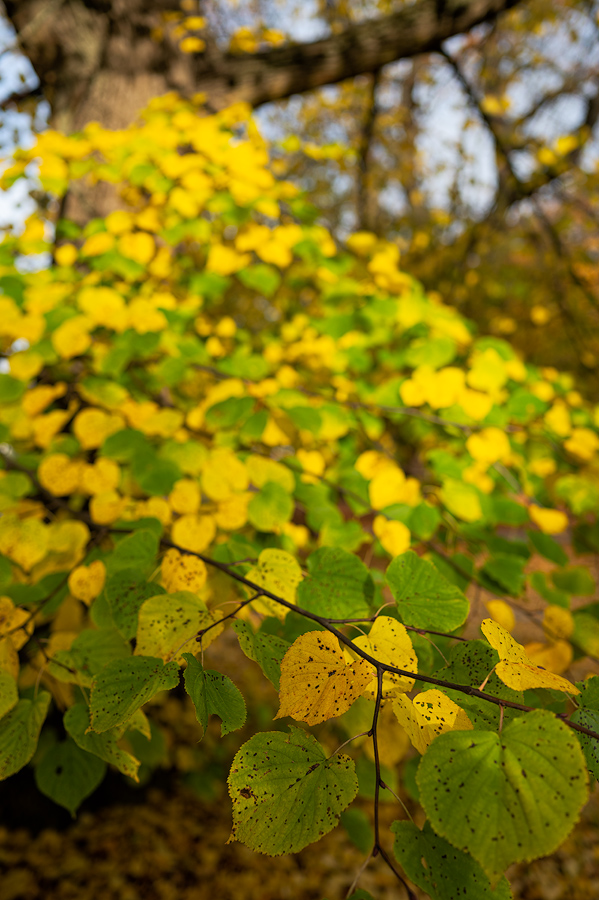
<box><xmin>3</xmin><ymin>0</ymin><xmax>599</xmax><ymax>386</ymax></box>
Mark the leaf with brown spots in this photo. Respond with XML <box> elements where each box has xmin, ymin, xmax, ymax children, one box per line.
<box><xmin>275</xmin><ymin>631</ymin><xmax>373</xmax><ymax>725</ymax></box>
<box><xmin>481</xmin><ymin>619</ymin><xmax>579</xmax><ymax>694</ymax></box>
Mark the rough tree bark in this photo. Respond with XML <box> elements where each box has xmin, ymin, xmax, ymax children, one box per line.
<box><xmin>4</xmin><ymin>0</ymin><xmax>524</xmax><ymax>133</ymax></box>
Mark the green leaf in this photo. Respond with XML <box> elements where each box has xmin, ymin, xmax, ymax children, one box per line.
<box><xmin>132</xmin><ymin>452</ymin><xmax>182</xmax><ymax>496</ymax></box>
<box><xmin>571</xmin><ymin>707</ymin><xmax>599</xmax><ymax>781</ymax></box>
<box><xmin>238</xmin><ymin>264</ymin><xmax>281</xmax><ymax>297</ymax></box>
<box><xmin>572</xmin><ymin>612</ymin><xmax>599</xmax><ymax>657</ymax></box>
<box><xmin>90</xmin><ymin>656</ymin><xmax>180</xmax><ymax>733</ymax></box>
<box><xmin>182</xmin><ymin>653</ymin><xmax>246</xmax><ymax>738</ymax></box>
<box><xmin>386</xmin><ymin>551</ymin><xmax>469</xmax><ymax>631</ymax></box>
<box><xmin>104</xmin><ymin>570</ymin><xmax>166</xmax><ymax>639</ymax></box>
<box><xmin>392</xmin><ymin>820</ymin><xmax>512</xmax><ymax>900</ymax></box>
<box><xmin>480</xmin><ymin>554</ymin><xmax>525</xmax><ymax>596</ymax></box>
<box><xmin>409</xmin><ymin>502</ymin><xmax>442</xmax><ymax>540</ymax></box>
<box><xmin>529</xmin><ymin>572</ymin><xmax>569</xmax><ymax>608</ymax></box>
<box><xmin>0</xmin><ymin>374</ymin><xmax>25</xmax><ymax>403</ymax></box>
<box><xmin>108</xmin><ymin>530</ymin><xmax>159</xmax><ymax>574</ymax></box>
<box><xmin>0</xmin><ymin>693</ymin><xmax>51</xmax><ymax>780</ymax></box>
<box><xmin>528</xmin><ymin>531</ymin><xmax>568</xmax><ymax>566</ymax></box>
<box><xmin>247</xmin><ymin>481</ymin><xmax>294</xmax><ymax>531</ymax></box>
<box><xmin>340</xmin><ymin>808</ymin><xmax>373</xmax><ymax>854</ymax></box>
<box><xmin>205</xmin><ymin>396</ymin><xmax>255</xmax><ymax>430</ymax></box>
<box><xmin>101</xmin><ymin>428</ymin><xmax>149</xmax><ymax>461</ymax></box>
<box><xmin>52</xmin><ymin>627</ymin><xmax>131</xmax><ymax>685</ymax></box>
<box><xmin>228</xmin><ymin>726</ymin><xmax>357</xmax><ymax>855</ymax></box>
<box><xmin>126</xmin><ymin>719</ymin><xmax>167</xmax><ymax>768</ymax></box>
<box><xmin>232</xmin><ymin>620</ymin><xmax>289</xmax><ymax>690</ymax></box>
<box><xmin>417</xmin><ymin>710</ymin><xmax>588</xmax><ymax>885</ymax></box>
<box><xmin>35</xmin><ymin>738</ymin><xmax>106</xmax><ymax>816</ymax></box>
<box><xmin>297</xmin><ymin>547</ymin><xmax>374</xmax><ymax>619</ymax></box>
<box><xmin>319</xmin><ymin>518</ymin><xmax>369</xmax><ymax>552</ymax></box>
<box><xmin>0</xmin><ymin>671</ymin><xmax>18</xmax><ymax>721</ymax></box>
<box><xmin>64</xmin><ymin>703</ymin><xmax>140</xmax><ymax>781</ymax></box>
<box><xmin>552</xmin><ymin>566</ymin><xmax>595</xmax><ymax>596</ymax></box>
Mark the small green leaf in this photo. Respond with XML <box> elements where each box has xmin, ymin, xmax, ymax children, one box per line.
<box><xmin>417</xmin><ymin>710</ymin><xmax>588</xmax><ymax>885</ymax></box>
<box><xmin>0</xmin><ymin>693</ymin><xmax>51</xmax><ymax>780</ymax></box>
<box><xmin>247</xmin><ymin>481</ymin><xmax>293</xmax><ymax>532</ymax></box>
<box><xmin>386</xmin><ymin>551</ymin><xmax>469</xmax><ymax>631</ymax></box>
<box><xmin>552</xmin><ymin>566</ymin><xmax>596</xmax><ymax>596</ymax></box>
<box><xmin>528</xmin><ymin>531</ymin><xmax>568</xmax><ymax>566</ymax></box>
<box><xmin>104</xmin><ymin>570</ymin><xmax>166</xmax><ymax>639</ymax></box>
<box><xmin>90</xmin><ymin>656</ymin><xmax>180</xmax><ymax>733</ymax></box>
<box><xmin>297</xmin><ymin>547</ymin><xmax>374</xmax><ymax>619</ymax></box>
<box><xmin>392</xmin><ymin>820</ymin><xmax>512</xmax><ymax>900</ymax></box>
<box><xmin>571</xmin><ymin>707</ymin><xmax>599</xmax><ymax>781</ymax></box>
<box><xmin>35</xmin><ymin>738</ymin><xmax>106</xmax><ymax>816</ymax></box>
<box><xmin>0</xmin><ymin>671</ymin><xmax>18</xmax><ymax>721</ymax></box>
<box><xmin>64</xmin><ymin>703</ymin><xmax>140</xmax><ymax>781</ymax></box>
<box><xmin>183</xmin><ymin>653</ymin><xmax>246</xmax><ymax>737</ymax></box>
<box><xmin>480</xmin><ymin>554</ymin><xmax>525</xmax><ymax>596</ymax></box>
<box><xmin>52</xmin><ymin>626</ymin><xmax>131</xmax><ymax>685</ymax></box>
<box><xmin>108</xmin><ymin>530</ymin><xmax>159</xmax><ymax>574</ymax></box>
<box><xmin>232</xmin><ymin>620</ymin><xmax>289</xmax><ymax>690</ymax></box>
<box><xmin>228</xmin><ymin>726</ymin><xmax>357</xmax><ymax>855</ymax></box>
<box><xmin>340</xmin><ymin>808</ymin><xmax>373</xmax><ymax>854</ymax></box>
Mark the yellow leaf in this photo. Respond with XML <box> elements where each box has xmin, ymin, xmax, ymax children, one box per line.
<box><xmin>529</xmin><ymin>504</ymin><xmax>568</xmax><ymax>534</ymax></box>
<box><xmin>0</xmin><ymin>596</ymin><xmax>33</xmax><ymax>649</ymax></box>
<box><xmin>466</xmin><ymin>427</ymin><xmax>511</xmax><ymax>464</ymax></box>
<box><xmin>161</xmin><ymin>548</ymin><xmax>207</xmax><ymax>593</ymax></box>
<box><xmin>38</xmin><ymin>454</ymin><xmax>83</xmax><ymax>496</ymax></box>
<box><xmin>369</xmin><ymin>465</ymin><xmax>406</xmax><ymax>509</ymax></box>
<box><xmin>564</xmin><ymin>427</ymin><xmax>599</xmax><ymax>461</ymax></box>
<box><xmin>78</xmin><ymin>287</ymin><xmax>128</xmax><ymax>332</ymax></box>
<box><xmin>118</xmin><ymin>232</ymin><xmax>155</xmax><ymax>264</ymax></box>
<box><xmin>89</xmin><ymin>491</ymin><xmax>127</xmax><ymax>525</ymax></box>
<box><xmin>9</xmin><ymin>350</ymin><xmax>44</xmax><ymax>381</ymax></box>
<box><xmin>68</xmin><ymin>561</ymin><xmax>106</xmax><ymax>605</ymax></box>
<box><xmin>276</xmin><ymin>631</ymin><xmax>373</xmax><ymax>725</ymax></box>
<box><xmin>80</xmin><ymin>458</ymin><xmax>121</xmax><ymax>495</ymax></box>
<box><xmin>22</xmin><ymin>383</ymin><xmax>67</xmax><ymax>418</ymax></box>
<box><xmin>135</xmin><ymin>590</ymin><xmax>220</xmax><ymax>662</ymax></box>
<box><xmin>48</xmin><ymin>520</ymin><xmax>90</xmax><ymax>556</ymax></box>
<box><xmin>439</xmin><ymin>479</ymin><xmax>482</xmax><ymax>522</ymax></box>
<box><xmin>365</xmin><ymin>702</ymin><xmax>411</xmax><ymax>767</ymax></box>
<box><xmin>296</xmin><ymin>449</ymin><xmax>325</xmax><ymax>484</ymax></box>
<box><xmin>393</xmin><ymin>690</ymin><xmax>473</xmax><ymax>754</ymax></box>
<box><xmin>0</xmin><ymin>515</ymin><xmax>48</xmax><ymax>572</ymax></box>
<box><xmin>73</xmin><ymin>408</ymin><xmax>125</xmax><ymax>449</ymax></box>
<box><xmin>246</xmin><ymin>455</ymin><xmax>295</xmax><ymax>493</ymax></box>
<box><xmin>372</xmin><ymin>516</ymin><xmax>411</xmax><ymax>557</ymax></box>
<box><xmin>524</xmin><ymin>639</ymin><xmax>573</xmax><ymax>675</ymax></box>
<box><xmin>352</xmin><ymin>616</ymin><xmax>417</xmax><ymax>696</ymax></box>
<box><xmin>543</xmin><ymin>605</ymin><xmax>574</xmax><ymax>640</ymax></box>
<box><xmin>485</xmin><ymin>599</ymin><xmax>515</xmax><ymax>633</ymax></box>
<box><xmin>481</xmin><ymin>618</ymin><xmax>579</xmax><ymax>694</ymax></box>
<box><xmin>246</xmin><ymin>548</ymin><xmax>302</xmax><ymax>619</ymax></box>
<box><xmin>206</xmin><ymin>244</ymin><xmax>251</xmax><ymax>275</ymax></box>
<box><xmin>0</xmin><ymin>636</ymin><xmax>19</xmax><ymax>679</ymax></box>
<box><xmin>213</xmin><ymin>493</ymin><xmax>250</xmax><ymax>530</ymax></box>
<box><xmin>51</xmin><ymin>315</ymin><xmax>93</xmax><ymax>359</ymax></box>
<box><xmin>168</xmin><ymin>479</ymin><xmax>201</xmax><ymax>514</ymax></box>
<box><xmin>170</xmin><ymin>513</ymin><xmax>216</xmax><ymax>553</ymax></box>
<box><xmin>201</xmin><ymin>450</ymin><xmax>248</xmax><ymax>501</ymax></box>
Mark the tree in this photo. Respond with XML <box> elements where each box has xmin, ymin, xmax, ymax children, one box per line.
<box><xmin>4</xmin><ymin>0</ymin><xmax>599</xmax><ymax>385</ymax></box>
<box><xmin>1</xmin><ymin>3</ymin><xmax>599</xmax><ymax>898</ymax></box>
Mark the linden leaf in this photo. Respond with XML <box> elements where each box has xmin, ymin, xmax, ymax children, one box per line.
<box><xmin>417</xmin><ymin>710</ymin><xmax>588</xmax><ymax>885</ymax></box>
<box><xmin>275</xmin><ymin>631</ymin><xmax>372</xmax><ymax>725</ymax></box>
<box><xmin>228</xmin><ymin>726</ymin><xmax>357</xmax><ymax>855</ymax></box>
<box><xmin>393</xmin><ymin>689</ymin><xmax>473</xmax><ymax>754</ymax></box>
<box><xmin>35</xmin><ymin>739</ymin><xmax>106</xmax><ymax>816</ymax></box>
<box><xmin>246</xmin><ymin>548</ymin><xmax>302</xmax><ymax>619</ymax></box>
<box><xmin>68</xmin><ymin>560</ymin><xmax>106</xmax><ymax>605</ymax></box>
<box><xmin>89</xmin><ymin>657</ymin><xmax>180</xmax><ymax>733</ymax></box>
<box><xmin>64</xmin><ymin>703</ymin><xmax>140</xmax><ymax>781</ymax></box>
<box><xmin>0</xmin><ymin>692</ymin><xmax>51</xmax><ymax>780</ymax></box>
<box><xmin>481</xmin><ymin>618</ymin><xmax>579</xmax><ymax>694</ymax></box>
<box><xmin>352</xmin><ymin>616</ymin><xmax>417</xmax><ymax>696</ymax></box>
<box><xmin>161</xmin><ymin>547</ymin><xmax>207</xmax><ymax>593</ymax></box>
<box><xmin>135</xmin><ymin>591</ymin><xmax>221</xmax><ymax>663</ymax></box>
<box><xmin>392</xmin><ymin>820</ymin><xmax>513</xmax><ymax>900</ymax></box>
<box><xmin>182</xmin><ymin>653</ymin><xmax>246</xmax><ymax>738</ymax></box>
<box><xmin>386</xmin><ymin>550</ymin><xmax>469</xmax><ymax>631</ymax></box>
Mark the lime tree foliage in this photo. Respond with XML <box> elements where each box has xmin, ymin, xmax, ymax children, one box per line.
<box><xmin>1</xmin><ymin>95</ymin><xmax>599</xmax><ymax>899</ymax></box>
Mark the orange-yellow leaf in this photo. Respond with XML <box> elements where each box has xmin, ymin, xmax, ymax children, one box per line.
<box><xmin>161</xmin><ymin>548</ymin><xmax>207</xmax><ymax>593</ymax></box>
<box><xmin>275</xmin><ymin>631</ymin><xmax>373</xmax><ymax>725</ymax></box>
